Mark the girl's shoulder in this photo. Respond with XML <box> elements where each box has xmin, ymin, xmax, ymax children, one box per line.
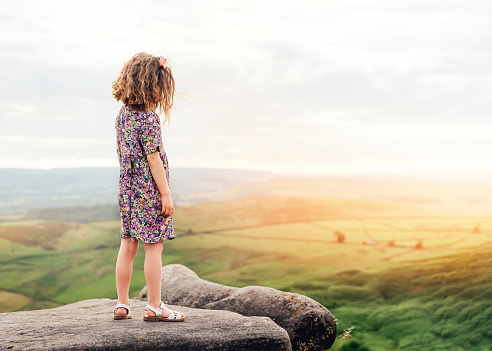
<box><xmin>131</xmin><ymin>108</ymin><xmax>161</xmax><ymax>128</ymax></box>
<box><xmin>143</xmin><ymin>108</ymin><xmax>159</xmax><ymax>118</ymax></box>
<box><xmin>120</xmin><ymin>106</ymin><xmax>159</xmax><ymax>120</ymax></box>
<box><xmin>140</xmin><ymin>109</ymin><xmax>160</xmax><ymax>124</ymax></box>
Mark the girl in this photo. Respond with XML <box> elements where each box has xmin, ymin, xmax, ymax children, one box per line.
<box><xmin>111</xmin><ymin>52</ymin><xmax>185</xmax><ymax>322</ymax></box>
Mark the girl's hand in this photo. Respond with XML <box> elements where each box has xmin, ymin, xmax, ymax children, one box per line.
<box><xmin>146</xmin><ymin>151</ymin><xmax>173</xmax><ymax>216</ymax></box>
<box><xmin>161</xmin><ymin>193</ymin><xmax>174</xmax><ymax>216</ymax></box>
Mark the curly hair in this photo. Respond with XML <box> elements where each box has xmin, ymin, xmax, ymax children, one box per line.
<box><xmin>112</xmin><ymin>52</ymin><xmax>175</xmax><ymax>124</ymax></box>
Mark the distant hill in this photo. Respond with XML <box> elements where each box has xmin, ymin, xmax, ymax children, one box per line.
<box><xmin>0</xmin><ymin>168</ymin><xmax>276</xmax><ymax>215</ymax></box>
<box><xmin>13</xmin><ymin>194</ymin><xmax>429</xmax><ymax>224</ymax></box>
<box><xmin>0</xmin><ymin>168</ymin><xmax>119</xmax><ymax>214</ymax></box>
<box><xmin>1</xmin><ymin>168</ymin><xmax>492</xmax><ymax>216</ymax></box>
<box><xmin>22</xmin><ymin>204</ymin><xmax>120</xmax><ymax>223</ymax></box>
<box><xmin>178</xmin><ymin>176</ymin><xmax>492</xmax><ymax>216</ymax></box>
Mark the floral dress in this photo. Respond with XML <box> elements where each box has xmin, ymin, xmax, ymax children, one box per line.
<box><xmin>115</xmin><ymin>106</ymin><xmax>176</xmax><ymax>243</ymax></box>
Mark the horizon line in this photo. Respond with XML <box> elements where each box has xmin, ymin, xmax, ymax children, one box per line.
<box><xmin>1</xmin><ymin>166</ymin><xmax>492</xmax><ymax>184</ymax></box>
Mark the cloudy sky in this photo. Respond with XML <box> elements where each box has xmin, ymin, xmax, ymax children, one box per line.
<box><xmin>1</xmin><ymin>0</ymin><xmax>491</xmax><ymax>177</ymax></box>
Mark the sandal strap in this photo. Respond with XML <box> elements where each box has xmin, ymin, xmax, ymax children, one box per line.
<box><xmin>114</xmin><ymin>303</ymin><xmax>131</xmax><ymax>314</ymax></box>
<box><xmin>167</xmin><ymin>311</ymin><xmax>182</xmax><ymax>319</ymax></box>
<box><xmin>146</xmin><ymin>302</ymin><xmax>183</xmax><ymax>319</ymax></box>
<box><xmin>146</xmin><ymin>301</ymin><xmax>165</xmax><ymax>318</ymax></box>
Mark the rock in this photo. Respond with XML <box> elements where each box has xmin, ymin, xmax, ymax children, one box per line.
<box><xmin>140</xmin><ymin>264</ymin><xmax>337</xmax><ymax>351</ymax></box>
<box><xmin>0</xmin><ymin>298</ymin><xmax>292</xmax><ymax>351</ymax></box>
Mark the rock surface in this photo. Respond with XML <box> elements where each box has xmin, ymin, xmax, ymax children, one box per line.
<box><xmin>0</xmin><ymin>298</ymin><xmax>292</xmax><ymax>351</ymax></box>
<box><xmin>140</xmin><ymin>264</ymin><xmax>337</xmax><ymax>351</ymax></box>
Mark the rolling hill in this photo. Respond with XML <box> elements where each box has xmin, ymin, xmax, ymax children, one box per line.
<box><xmin>0</xmin><ymin>195</ymin><xmax>491</xmax><ymax>350</ymax></box>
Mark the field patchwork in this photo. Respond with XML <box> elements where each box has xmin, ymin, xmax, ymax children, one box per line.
<box><xmin>0</xmin><ymin>197</ymin><xmax>491</xmax><ymax>350</ymax></box>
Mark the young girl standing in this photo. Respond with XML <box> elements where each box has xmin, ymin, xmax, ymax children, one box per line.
<box><xmin>111</xmin><ymin>52</ymin><xmax>184</xmax><ymax>322</ymax></box>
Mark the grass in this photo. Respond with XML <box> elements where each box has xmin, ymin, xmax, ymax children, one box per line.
<box><xmin>0</xmin><ymin>197</ymin><xmax>492</xmax><ymax>350</ymax></box>
<box><xmin>0</xmin><ymin>291</ymin><xmax>32</xmax><ymax>312</ymax></box>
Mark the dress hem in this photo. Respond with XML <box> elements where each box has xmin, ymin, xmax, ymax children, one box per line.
<box><xmin>120</xmin><ymin>234</ymin><xmax>176</xmax><ymax>243</ymax></box>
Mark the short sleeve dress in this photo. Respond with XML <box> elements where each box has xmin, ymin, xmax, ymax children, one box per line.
<box><xmin>115</xmin><ymin>106</ymin><xmax>176</xmax><ymax>243</ymax></box>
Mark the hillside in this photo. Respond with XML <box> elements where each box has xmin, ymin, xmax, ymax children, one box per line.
<box><xmin>1</xmin><ymin>197</ymin><xmax>491</xmax><ymax>350</ymax></box>
<box><xmin>172</xmin><ymin>196</ymin><xmax>434</xmax><ymax>234</ymax></box>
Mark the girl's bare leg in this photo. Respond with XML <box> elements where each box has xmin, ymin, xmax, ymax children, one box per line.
<box><xmin>115</xmin><ymin>237</ymin><xmax>139</xmax><ymax>315</ymax></box>
<box><xmin>144</xmin><ymin>241</ymin><xmax>178</xmax><ymax>317</ymax></box>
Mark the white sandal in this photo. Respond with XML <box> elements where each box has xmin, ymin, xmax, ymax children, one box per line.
<box><xmin>143</xmin><ymin>301</ymin><xmax>185</xmax><ymax>322</ymax></box>
<box><xmin>113</xmin><ymin>303</ymin><xmax>132</xmax><ymax>320</ymax></box>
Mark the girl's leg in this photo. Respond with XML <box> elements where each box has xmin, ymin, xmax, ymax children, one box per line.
<box><xmin>115</xmin><ymin>237</ymin><xmax>139</xmax><ymax>315</ymax></box>
<box><xmin>144</xmin><ymin>241</ymin><xmax>172</xmax><ymax>317</ymax></box>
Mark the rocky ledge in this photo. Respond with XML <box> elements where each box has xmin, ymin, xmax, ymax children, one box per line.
<box><xmin>0</xmin><ymin>299</ymin><xmax>291</xmax><ymax>351</ymax></box>
<box><xmin>140</xmin><ymin>264</ymin><xmax>337</xmax><ymax>351</ymax></box>
<box><xmin>0</xmin><ymin>264</ymin><xmax>336</xmax><ymax>351</ymax></box>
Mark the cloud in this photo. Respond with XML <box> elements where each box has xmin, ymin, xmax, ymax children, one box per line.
<box><xmin>1</xmin><ymin>0</ymin><xmax>492</xmax><ymax>174</ymax></box>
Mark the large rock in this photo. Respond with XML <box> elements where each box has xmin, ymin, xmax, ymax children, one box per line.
<box><xmin>0</xmin><ymin>298</ymin><xmax>291</xmax><ymax>351</ymax></box>
<box><xmin>140</xmin><ymin>264</ymin><xmax>337</xmax><ymax>351</ymax></box>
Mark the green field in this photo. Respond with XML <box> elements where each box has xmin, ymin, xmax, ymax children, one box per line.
<box><xmin>1</xmin><ymin>197</ymin><xmax>491</xmax><ymax>350</ymax></box>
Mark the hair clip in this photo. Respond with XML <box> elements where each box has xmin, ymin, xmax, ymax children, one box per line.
<box><xmin>159</xmin><ymin>56</ymin><xmax>168</xmax><ymax>69</ymax></box>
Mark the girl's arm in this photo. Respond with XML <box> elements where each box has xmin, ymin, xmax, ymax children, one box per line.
<box><xmin>147</xmin><ymin>151</ymin><xmax>174</xmax><ymax>216</ymax></box>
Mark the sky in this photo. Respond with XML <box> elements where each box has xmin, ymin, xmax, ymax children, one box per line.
<box><xmin>1</xmin><ymin>0</ymin><xmax>491</xmax><ymax>177</ymax></box>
